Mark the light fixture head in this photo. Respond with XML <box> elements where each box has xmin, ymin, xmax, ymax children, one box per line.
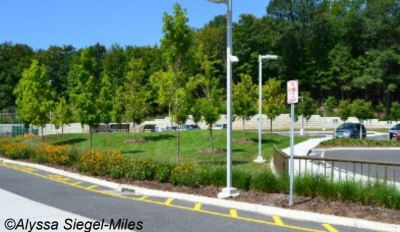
<box><xmin>260</xmin><ymin>54</ymin><xmax>278</xmax><ymax>60</ymax></box>
<box><xmin>206</xmin><ymin>0</ymin><xmax>228</xmax><ymax>3</ymax></box>
<box><xmin>230</xmin><ymin>55</ymin><xmax>239</xmax><ymax>63</ymax></box>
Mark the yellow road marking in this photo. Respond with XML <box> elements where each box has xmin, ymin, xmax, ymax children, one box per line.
<box><xmin>0</xmin><ymin>163</ymin><xmax>333</xmax><ymax>232</ymax></box>
<box><xmin>47</xmin><ymin>174</ymin><xmax>70</xmax><ymax>182</ymax></box>
<box><xmin>19</xmin><ymin>166</ymin><xmax>35</xmax><ymax>172</ymax></box>
<box><xmin>194</xmin><ymin>203</ymin><xmax>201</xmax><ymax>211</ymax></box>
<box><xmin>273</xmin><ymin>216</ymin><xmax>284</xmax><ymax>226</ymax></box>
<box><xmin>322</xmin><ymin>224</ymin><xmax>339</xmax><ymax>232</ymax></box>
<box><xmin>87</xmin><ymin>185</ymin><xmax>98</xmax><ymax>190</ymax></box>
<box><xmin>230</xmin><ymin>209</ymin><xmax>237</xmax><ymax>218</ymax></box>
<box><xmin>164</xmin><ymin>198</ymin><xmax>174</xmax><ymax>205</ymax></box>
<box><xmin>71</xmin><ymin>181</ymin><xmax>83</xmax><ymax>186</ymax></box>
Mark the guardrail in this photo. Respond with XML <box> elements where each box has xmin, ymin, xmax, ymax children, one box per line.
<box><xmin>272</xmin><ymin>145</ymin><xmax>400</xmax><ymax>183</ymax></box>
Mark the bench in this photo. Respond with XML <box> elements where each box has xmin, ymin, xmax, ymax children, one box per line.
<box><xmin>110</xmin><ymin>123</ymin><xmax>130</xmax><ymax>133</ymax></box>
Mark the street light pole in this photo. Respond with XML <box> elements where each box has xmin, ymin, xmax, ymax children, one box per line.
<box><xmin>254</xmin><ymin>54</ymin><xmax>277</xmax><ymax>163</ymax></box>
<box><xmin>206</xmin><ymin>0</ymin><xmax>239</xmax><ymax>198</ymax></box>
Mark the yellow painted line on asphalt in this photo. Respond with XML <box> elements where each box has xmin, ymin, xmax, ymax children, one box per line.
<box><xmin>47</xmin><ymin>174</ymin><xmax>70</xmax><ymax>182</ymax></box>
<box><xmin>164</xmin><ymin>198</ymin><xmax>174</xmax><ymax>205</ymax></box>
<box><xmin>230</xmin><ymin>209</ymin><xmax>238</xmax><ymax>218</ymax></box>
<box><xmin>18</xmin><ymin>166</ymin><xmax>36</xmax><ymax>172</ymax></box>
<box><xmin>0</xmin><ymin>162</ymin><xmax>334</xmax><ymax>232</ymax></box>
<box><xmin>194</xmin><ymin>203</ymin><xmax>201</xmax><ymax>211</ymax></box>
<box><xmin>87</xmin><ymin>184</ymin><xmax>98</xmax><ymax>190</ymax></box>
<box><xmin>71</xmin><ymin>181</ymin><xmax>83</xmax><ymax>186</ymax></box>
<box><xmin>273</xmin><ymin>216</ymin><xmax>284</xmax><ymax>226</ymax></box>
<box><xmin>322</xmin><ymin>224</ymin><xmax>339</xmax><ymax>232</ymax></box>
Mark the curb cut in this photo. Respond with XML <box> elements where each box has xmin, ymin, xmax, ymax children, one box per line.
<box><xmin>1</xmin><ymin>158</ymin><xmax>400</xmax><ymax>232</ymax></box>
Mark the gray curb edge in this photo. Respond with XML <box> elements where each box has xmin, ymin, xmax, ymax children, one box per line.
<box><xmin>1</xmin><ymin>158</ymin><xmax>399</xmax><ymax>232</ymax></box>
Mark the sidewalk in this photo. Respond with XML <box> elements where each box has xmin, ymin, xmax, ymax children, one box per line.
<box><xmin>281</xmin><ymin>136</ymin><xmax>332</xmax><ymax>156</ymax></box>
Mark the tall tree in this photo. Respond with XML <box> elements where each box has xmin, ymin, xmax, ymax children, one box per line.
<box><xmin>262</xmin><ymin>78</ymin><xmax>286</xmax><ymax>133</ymax></box>
<box><xmin>338</xmin><ymin>99</ymin><xmax>351</xmax><ymax>122</ymax></box>
<box><xmin>0</xmin><ymin>42</ymin><xmax>34</xmax><ymax>111</ymax></box>
<box><xmin>13</xmin><ymin>60</ymin><xmax>54</xmax><ymax>142</ymax></box>
<box><xmin>68</xmin><ymin>49</ymin><xmax>101</xmax><ymax>149</ymax></box>
<box><xmin>156</xmin><ymin>3</ymin><xmax>193</xmax><ymax>162</ymax></box>
<box><xmin>298</xmin><ymin>92</ymin><xmax>317</xmax><ymax>131</ymax></box>
<box><xmin>53</xmin><ymin>97</ymin><xmax>73</xmax><ymax>134</ymax></box>
<box><xmin>233</xmin><ymin>74</ymin><xmax>258</xmax><ymax>139</ymax></box>
<box><xmin>97</xmin><ymin>75</ymin><xmax>113</xmax><ymax>125</ymax></box>
<box><xmin>124</xmin><ymin>58</ymin><xmax>150</xmax><ymax>139</ymax></box>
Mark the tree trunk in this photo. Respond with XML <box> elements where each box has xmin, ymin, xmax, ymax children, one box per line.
<box><xmin>41</xmin><ymin>126</ymin><xmax>44</xmax><ymax>143</ymax></box>
<box><xmin>89</xmin><ymin>126</ymin><xmax>92</xmax><ymax>149</ymax></box>
<box><xmin>61</xmin><ymin>125</ymin><xmax>64</xmax><ymax>134</ymax></box>
<box><xmin>209</xmin><ymin>125</ymin><xmax>213</xmax><ymax>151</ymax></box>
<box><xmin>242</xmin><ymin>117</ymin><xmax>245</xmax><ymax>140</ymax></box>
<box><xmin>176</xmin><ymin>124</ymin><xmax>180</xmax><ymax>163</ymax></box>
<box><xmin>270</xmin><ymin>118</ymin><xmax>273</xmax><ymax>134</ymax></box>
<box><xmin>133</xmin><ymin>122</ymin><xmax>136</xmax><ymax>139</ymax></box>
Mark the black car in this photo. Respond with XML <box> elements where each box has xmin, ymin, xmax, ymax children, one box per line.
<box><xmin>389</xmin><ymin>124</ymin><xmax>400</xmax><ymax>139</ymax></box>
<box><xmin>334</xmin><ymin>123</ymin><xmax>366</xmax><ymax>139</ymax></box>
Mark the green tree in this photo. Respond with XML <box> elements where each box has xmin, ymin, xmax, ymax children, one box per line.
<box><xmin>375</xmin><ymin>101</ymin><xmax>385</xmax><ymax>119</ymax></box>
<box><xmin>156</xmin><ymin>3</ymin><xmax>193</xmax><ymax>163</ymax></box>
<box><xmin>351</xmin><ymin>99</ymin><xmax>373</xmax><ymax>139</ymax></box>
<box><xmin>262</xmin><ymin>78</ymin><xmax>285</xmax><ymax>133</ymax></box>
<box><xmin>324</xmin><ymin>96</ymin><xmax>336</xmax><ymax>116</ymax></box>
<box><xmin>338</xmin><ymin>99</ymin><xmax>351</xmax><ymax>123</ymax></box>
<box><xmin>68</xmin><ymin>50</ymin><xmax>101</xmax><ymax>149</ymax></box>
<box><xmin>195</xmin><ymin>56</ymin><xmax>223</xmax><ymax>150</ymax></box>
<box><xmin>53</xmin><ymin>97</ymin><xmax>73</xmax><ymax>134</ymax></box>
<box><xmin>0</xmin><ymin>42</ymin><xmax>34</xmax><ymax>111</ymax></box>
<box><xmin>233</xmin><ymin>74</ymin><xmax>258</xmax><ymax>139</ymax></box>
<box><xmin>13</xmin><ymin>60</ymin><xmax>54</xmax><ymax>142</ymax></box>
<box><xmin>97</xmin><ymin>75</ymin><xmax>113</xmax><ymax>125</ymax></box>
<box><xmin>390</xmin><ymin>102</ymin><xmax>400</xmax><ymax>123</ymax></box>
<box><xmin>298</xmin><ymin>92</ymin><xmax>317</xmax><ymax>131</ymax></box>
<box><xmin>124</xmin><ymin>58</ymin><xmax>150</xmax><ymax>139</ymax></box>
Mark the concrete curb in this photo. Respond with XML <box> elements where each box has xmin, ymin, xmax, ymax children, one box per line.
<box><xmin>1</xmin><ymin>158</ymin><xmax>400</xmax><ymax>232</ymax></box>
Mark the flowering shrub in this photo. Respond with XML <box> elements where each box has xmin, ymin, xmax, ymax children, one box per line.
<box><xmin>15</xmin><ymin>133</ymin><xmax>37</xmax><ymax>140</ymax></box>
<box><xmin>126</xmin><ymin>158</ymin><xmax>156</xmax><ymax>181</ymax></box>
<box><xmin>78</xmin><ymin>149</ymin><xmax>125</xmax><ymax>176</ymax></box>
<box><xmin>170</xmin><ymin>163</ymin><xmax>206</xmax><ymax>187</ymax></box>
<box><xmin>154</xmin><ymin>162</ymin><xmax>174</xmax><ymax>183</ymax></box>
<box><xmin>0</xmin><ymin>142</ymin><xmax>29</xmax><ymax>159</ymax></box>
<box><xmin>32</xmin><ymin>144</ymin><xmax>77</xmax><ymax>166</ymax></box>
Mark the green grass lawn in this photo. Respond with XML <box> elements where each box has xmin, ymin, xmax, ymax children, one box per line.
<box><xmin>38</xmin><ymin>130</ymin><xmax>308</xmax><ymax>173</ymax></box>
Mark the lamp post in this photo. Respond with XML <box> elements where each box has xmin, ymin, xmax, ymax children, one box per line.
<box><xmin>49</xmin><ymin>79</ymin><xmax>53</xmax><ymax>135</ymax></box>
<box><xmin>254</xmin><ymin>54</ymin><xmax>278</xmax><ymax>163</ymax></box>
<box><xmin>205</xmin><ymin>0</ymin><xmax>239</xmax><ymax>198</ymax></box>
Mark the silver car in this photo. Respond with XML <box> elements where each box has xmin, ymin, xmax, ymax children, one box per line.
<box><xmin>334</xmin><ymin>123</ymin><xmax>366</xmax><ymax>139</ymax></box>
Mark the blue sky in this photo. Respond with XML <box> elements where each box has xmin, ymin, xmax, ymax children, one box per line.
<box><xmin>0</xmin><ymin>0</ymin><xmax>270</xmax><ymax>50</ymax></box>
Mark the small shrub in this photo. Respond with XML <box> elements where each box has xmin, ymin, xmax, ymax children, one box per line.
<box><xmin>126</xmin><ymin>158</ymin><xmax>156</xmax><ymax>181</ymax></box>
<box><xmin>170</xmin><ymin>163</ymin><xmax>206</xmax><ymax>187</ymax></box>
<box><xmin>202</xmin><ymin>165</ymin><xmax>226</xmax><ymax>187</ymax></box>
<box><xmin>77</xmin><ymin>149</ymin><xmax>123</xmax><ymax>176</ymax></box>
<box><xmin>250</xmin><ymin>171</ymin><xmax>279</xmax><ymax>192</ymax></box>
<box><xmin>154</xmin><ymin>162</ymin><xmax>174</xmax><ymax>183</ymax></box>
<box><xmin>233</xmin><ymin>169</ymin><xmax>252</xmax><ymax>191</ymax></box>
<box><xmin>338</xmin><ymin>180</ymin><xmax>360</xmax><ymax>202</ymax></box>
<box><xmin>33</xmin><ymin>144</ymin><xmax>77</xmax><ymax>166</ymax></box>
<box><xmin>0</xmin><ymin>142</ymin><xmax>29</xmax><ymax>159</ymax></box>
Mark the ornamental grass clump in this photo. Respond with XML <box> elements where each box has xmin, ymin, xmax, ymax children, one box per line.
<box><xmin>33</xmin><ymin>144</ymin><xmax>77</xmax><ymax>166</ymax></box>
<box><xmin>170</xmin><ymin>163</ymin><xmax>206</xmax><ymax>187</ymax></box>
<box><xmin>126</xmin><ymin>158</ymin><xmax>156</xmax><ymax>181</ymax></box>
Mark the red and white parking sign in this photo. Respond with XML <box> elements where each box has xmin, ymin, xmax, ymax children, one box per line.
<box><xmin>287</xmin><ymin>80</ymin><xmax>299</xmax><ymax>104</ymax></box>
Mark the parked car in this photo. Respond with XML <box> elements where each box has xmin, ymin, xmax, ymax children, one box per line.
<box><xmin>213</xmin><ymin>123</ymin><xmax>227</xmax><ymax>130</ymax></box>
<box><xmin>180</xmin><ymin>124</ymin><xmax>201</xmax><ymax>130</ymax></box>
<box><xmin>389</xmin><ymin>124</ymin><xmax>400</xmax><ymax>139</ymax></box>
<box><xmin>164</xmin><ymin>126</ymin><xmax>177</xmax><ymax>131</ymax></box>
<box><xmin>334</xmin><ymin>123</ymin><xmax>366</xmax><ymax>139</ymax></box>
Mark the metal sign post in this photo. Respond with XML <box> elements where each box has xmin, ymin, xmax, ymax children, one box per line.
<box><xmin>287</xmin><ymin>80</ymin><xmax>298</xmax><ymax>207</ymax></box>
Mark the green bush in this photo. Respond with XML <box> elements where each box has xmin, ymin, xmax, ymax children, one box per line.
<box><xmin>202</xmin><ymin>165</ymin><xmax>226</xmax><ymax>187</ymax></box>
<box><xmin>154</xmin><ymin>162</ymin><xmax>174</xmax><ymax>183</ymax></box>
<box><xmin>338</xmin><ymin>180</ymin><xmax>360</xmax><ymax>202</ymax></box>
<box><xmin>233</xmin><ymin>169</ymin><xmax>252</xmax><ymax>191</ymax></box>
<box><xmin>170</xmin><ymin>163</ymin><xmax>206</xmax><ymax>187</ymax></box>
<box><xmin>77</xmin><ymin>149</ymin><xmax>126</xmax><ymax>176</ymax></box>
<box><xmin>250</xmin><ymin>171</ymin><xmax>280</xmax><ymax>192</ymax></box>
<box><xmin>126</xmin><ymin>158</ymin><xmax>156</xmax><ymax>181</ymax></box>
